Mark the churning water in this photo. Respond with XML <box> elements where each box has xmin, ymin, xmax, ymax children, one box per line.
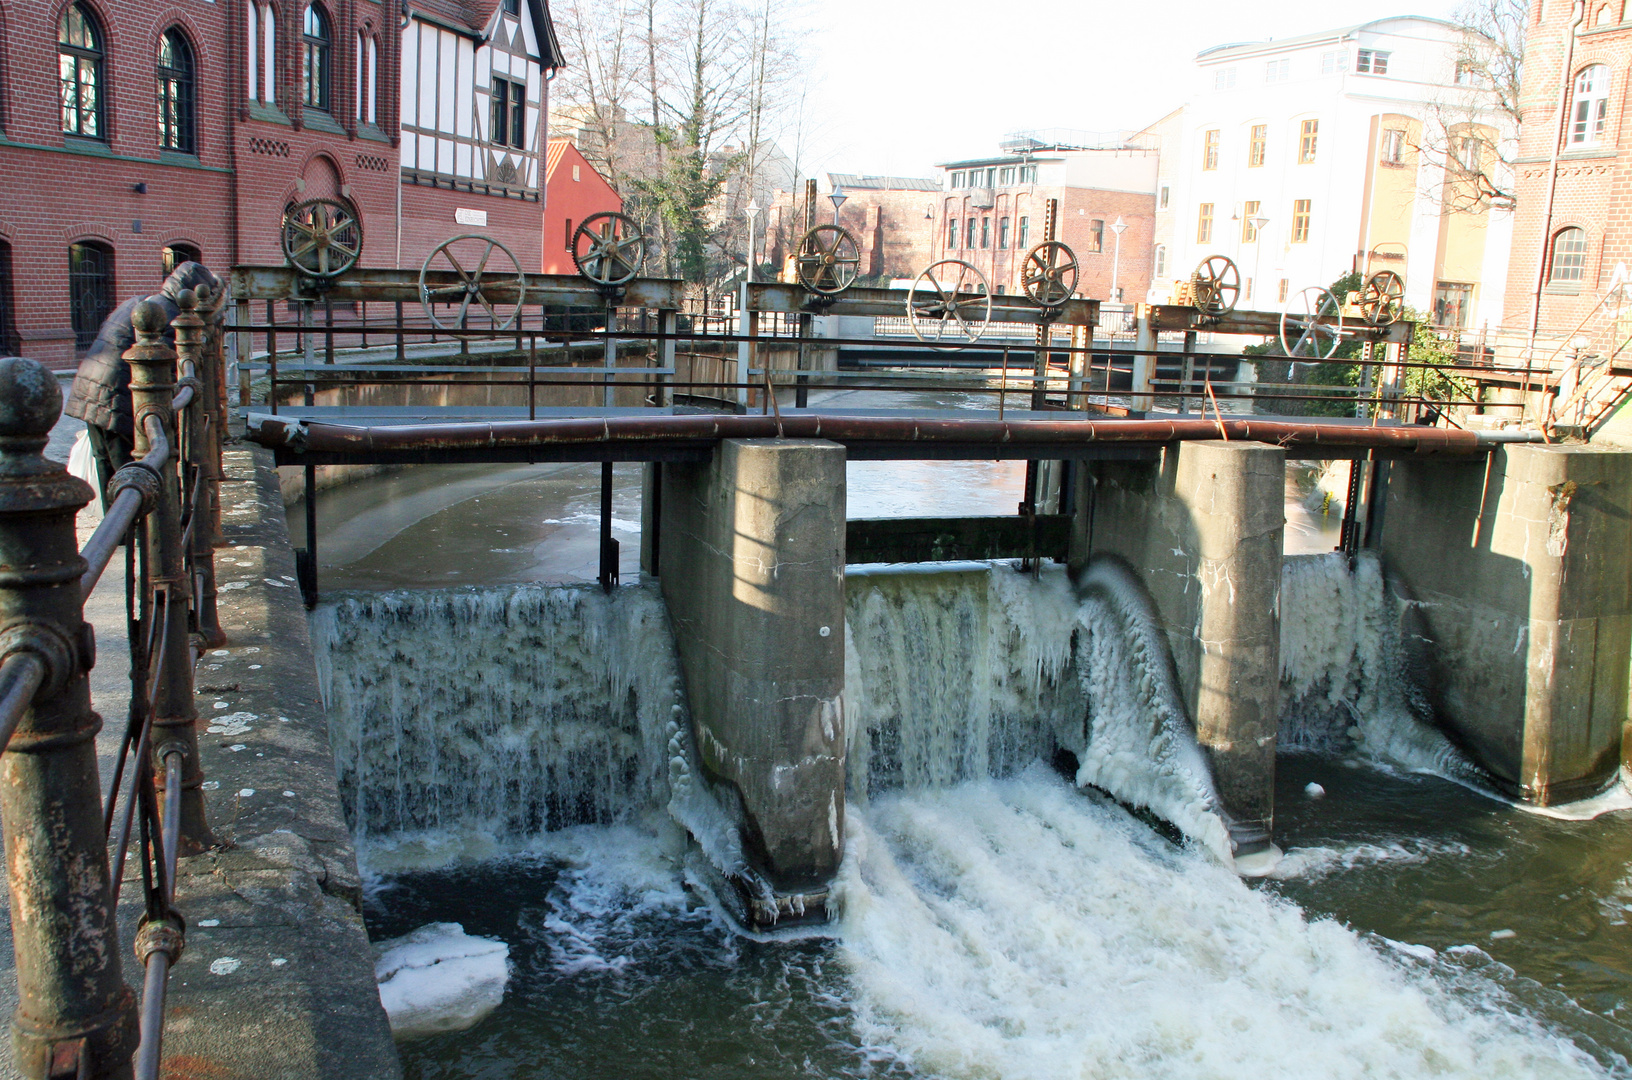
<box><xmin>317</xmin><ymin>554</ymin><xmax>1632</xmax><ymax>1078</ymax></box>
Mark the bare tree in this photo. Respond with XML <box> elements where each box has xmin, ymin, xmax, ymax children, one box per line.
<box><xmin>550</xmin><ymin>0</ymin><xmax>808</xmax><ymax>283</ymax></box>
<box><xmin>1417</xmin><ymin>0</ymin><xmax>1525</xmax><ymax>212</ymax></box>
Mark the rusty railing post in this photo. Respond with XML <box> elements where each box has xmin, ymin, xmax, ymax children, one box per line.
<box><xmin>0</xmin><ymin>356</ymin><xmax>139</xmax><ymax>1079</ymax></box>
<box><xmin>175</xmin><ymin>288</ymin><xmax>225</xmax><ymax>647</ymax></box>
<box><xmin>127</xmin><ymin>300</ymin><xmax>213</xmax><ymax>853</ymax></box>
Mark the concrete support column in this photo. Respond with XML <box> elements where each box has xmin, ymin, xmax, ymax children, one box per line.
<box><xmin>659</xmin><ymin>439</ymin><xmax>846</xmax><ymax>912</ymax></box>
<box><xmin>1379</xmin><ymin>444</ymin><xmax>1632</xmax><ymax>803</ymax></box>
<box><xmin>1082</xmin><ymin>440</ymin><xmax>1285</xmax><ymax>857</ymax></box>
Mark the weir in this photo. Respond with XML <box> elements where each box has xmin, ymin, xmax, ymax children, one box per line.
<box><xmin>262</xmin><ymin>406</ymin><xmax>1632</xmax><ymax>916</ymax></box>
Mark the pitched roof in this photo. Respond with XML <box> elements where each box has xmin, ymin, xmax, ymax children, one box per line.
<box><xmin>407</xmin><ymin>0</ymin><xmax>562</xmax><ymax>66</ymax></box>
<box><xmin>545</xmin><ymin>139</ymin><xmax>570</xmax><ymax>180</ymax></box>
<box><xmin>827</xmin><ymin>173</ymin><xmax>941</xmax><ymax>192</ymax></box>
<box><xmin>1196</xmin><ymin>15</ymin><xmax>1458</xmax><ymax>61</ymax></box>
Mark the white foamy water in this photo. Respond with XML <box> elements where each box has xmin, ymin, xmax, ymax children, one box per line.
<box><xmin>1279</xmin><ymin>552</ymin><xmax>1482</xmax><ymax>783</ymax></box>
<box><xmin>312</xmin><ymin>583</ymin><xmax>682</xmax><ymax>840</ymax></box>
<box><xmin>835</xmin><ymin>768</ymin><xmax>1609</xmax><ymax>1080</ymax></box>
<box><xmin>845</xmin><ymin>561</ymin><xmax>1232</xmax><ymax>860</ymax></box>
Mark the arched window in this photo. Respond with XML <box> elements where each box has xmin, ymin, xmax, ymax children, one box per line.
<box><xmin>162</xmin><ymin>242</ymin><xmax>201</xmax><ymax>278</ymax></box>
<box><xmin>1550</xmin><ymin>227</ymin><xmax>1588</xmax><ymax>284</ymax></box>
<box><xmin>59</xmin><ymin>3</ymin><xmax>105</xmax><ymax>138</ymax></box>
<box><xmin>355</xmin><ymin>32</ymin><xmax>377</xmax><ymax>123</ymax></box>
<box><xmin>302</xmin><ymin>4</ymin><xmax>330</xmax><ymax>111</ymax></box>
<box><xmin>68</xmin><ymin>241</ymin><xmax>115</xmax><ymax>350</ymax></box>
<box><xmin>157</xmin><ymin>29</ymin><xmax>195</xmax><ymax>153</ymax></box>
<box><xmin>1154</xmin><ymin>244</ymin><xmax>1166</xmax><ymax>281</ymax></box>
<box><xmin>263</xmin><ymin>3</ymin><xmax>279</xmax><ymax>104</ymax></box>
<box><xmin>1570</xmin><ymin>65</ymin><xmax>1610</xmax><ymax>146</ymax></box>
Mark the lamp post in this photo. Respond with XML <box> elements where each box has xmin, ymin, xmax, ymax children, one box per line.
<box><xmin>829</xmin><ymin>185</ymin><xmax>847</xmax><ymax>225</ymax></box>
<box><xmin>1249</xmin><ymin>214</ymin><xmax>1269</xmax><ymax>306</ymax></box>
<box><xmin>1109</xmin><ymin>215</ymin><xmax>1127</xmax><ymax>302</ymax></box>
<box><xmin>745</xmin><ymin>199</ymin><xmax>761</xmax><ymax>284</ymax></box>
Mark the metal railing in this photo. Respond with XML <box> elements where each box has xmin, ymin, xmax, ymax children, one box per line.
<box><xmin>0</xmin><ymin>286</ymin><xmax>224</xmax><ymax>1079</ymax></box>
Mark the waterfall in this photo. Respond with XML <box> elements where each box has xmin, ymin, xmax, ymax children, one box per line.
<box><xmin>1279</xmin><ymin>551</ymin><xmax>1483</xmax><ymax>783</ymax></box>
<box><xmin>312</xmin><ymin>583</ymin><xmax>683</xmax><ymax>844</ymax></box>
<box><xmin>844</xmin><ymin>561</ymin><xmax>1233</xmax><ymax>862</ymax></box>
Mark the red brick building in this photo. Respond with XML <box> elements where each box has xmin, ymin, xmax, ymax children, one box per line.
<box><xmin>932</xmin><ymin>137</ymin><xmax>1159</xmax><ymax>302</ymax></box>
<box><xmin>0</xmin><ymin>0</ymin><xmax>560</xmax><ymax>367</ymax></box>
<box><xmin>1503</xmin><ymin>1</ymin><xmax>1632</xmax><ymax>356</ymax></box>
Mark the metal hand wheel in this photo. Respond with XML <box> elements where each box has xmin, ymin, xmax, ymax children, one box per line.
<box><xmin>794</xmin><ymin>225</ymin><xmax>860</xmax><ymax>295</ymax></box>
<box><xmin>1020</xmin><ymin>241</ymin><xmax>1078</xmax><ymax>307</ymax></box>
<box><xmin>906</xmin><ymin>260</ymin><xmax>992</xmax><ymax>347</ymax></box>
<box><xmin>572</xmin><ymin>212</ymin><xmax>646</xmax><ymax>287</ymax></box>
<box><xmin>1360</xmin><ymin>270</ymin><xmax>1405</xmax><ymax>327</ymax></box>
<box><xmin>1189</xmin><ymin>255</ymin><xmax>1240</xmax><ymax>317</ymax></box>
<box><xmin>1280</xmin><ymin>286</ymin><xmax>1344</xmax><ymax>359</ymax></box>
<box><xmin>419</xmin><ymin>234</ymin><xmax>526</xmax><ymax>331</ymax></box>
<box><xmin>281</xmin><ymin>198</ymin><xmax>362</xmax><ymax>278</ymax></box>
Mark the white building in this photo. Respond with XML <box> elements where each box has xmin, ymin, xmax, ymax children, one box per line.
<box><xmin>1143</xmin><ymin>16</ymin><xmax>1515</xmax><ymax>332</ymax></box>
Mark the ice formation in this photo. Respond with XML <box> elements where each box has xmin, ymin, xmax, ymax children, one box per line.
<box><xmin>374</xmin><ymin>922</ymin><xmax>510</xmax><ymax>1038</ymax></box>
<box><xmin>312</xmin><ymin>583</ymin><xmax>683</xmax><ymax>840</ymax></box>
<box><xmin>1279</xmin><ymin>551</ymin><xmax>1482</xmax><ymax>782</ymax></box>
<box><xmin>844</xmin><ymin>561</ymin><xmax>1233</xmax><ymax>861</ymax></box>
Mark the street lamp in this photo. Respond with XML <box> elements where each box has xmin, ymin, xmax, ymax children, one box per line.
<box><xmin>829</xmin><ymin>185</ymin><xmax>847</xmax><ymax>225</ymax></box>
<box><xmin>1109</xmin><ymin>216</ymin><xmax>1128</xmax><ymax>303</ymax></box>
<box><xmin>1249</xmin><ymin>214</ymin><xmax>1269</xmax><ymax>306</ymax></box>
<box><xmin>745</xmin><ymin>199</ymin><xmax>761</xmax><ymax>284</ymax></box>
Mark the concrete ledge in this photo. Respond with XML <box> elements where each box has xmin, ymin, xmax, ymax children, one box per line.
<box><xmin>149</xmin><ymin>442</ymin><xmax>400</xmax><ymax>1077</ymax></box>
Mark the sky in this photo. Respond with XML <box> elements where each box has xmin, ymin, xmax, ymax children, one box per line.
<box><xmin>798</xmin><ymin>0</ymin><xmax>1463</xmax><ymax>180</ymax></box>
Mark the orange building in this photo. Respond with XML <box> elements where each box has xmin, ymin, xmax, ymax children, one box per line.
<box><xmin>542</xmin><ymin>140</ymin><xmax>624</xmax><ymax>275</ymax></box>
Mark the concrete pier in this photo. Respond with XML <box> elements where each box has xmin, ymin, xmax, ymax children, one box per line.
<box><xmin>658</xmin><ymin>439</ymin><xmax>848</xmax><ymax>906</ymax></box>
<box><xmin>1378</xmin><ymin>444</ymin><xmax>1632</xmax><ymax>803</ymax></box>
<box><xmin>1076</xmin><ymin>440</ymin><xmax>1286</xmax><ymax>855</ymax></box>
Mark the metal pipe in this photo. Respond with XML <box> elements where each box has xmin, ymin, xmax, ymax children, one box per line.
<box><xmin>0</xmin><ymin>653</ymin><xmax>46</xmax><ymax>755</ymax></box>
<box><xmin>247</xmin><ymin>412</ymin><xmax>1541</xmax><ymax>457</ymax></box>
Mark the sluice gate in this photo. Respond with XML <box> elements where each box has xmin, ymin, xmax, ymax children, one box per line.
<box><xmin>249</xmin><ymin>408</ymin><xmax>1628</xmax><ymax>918</ymax></box>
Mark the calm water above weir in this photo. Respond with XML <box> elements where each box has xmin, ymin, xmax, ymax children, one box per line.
<box><xmin>302</xmin><ymin>384</ymin><xmax>1632</xmax><ymax>1078</ymax></box>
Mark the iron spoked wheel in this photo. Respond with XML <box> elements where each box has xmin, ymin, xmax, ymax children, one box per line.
<box><xmin>1360</xmin><ymin>270</ymin><xmax>1405</xmax><ymax>327</ymax></box>
<box><xmin>794</xmin><ymin>225</ymin><xmax>861</xmax><ymax>295</ymax></box>
<box><xmin>906</xmin><ymin>260</ymin><xmax>993</xmax><ymax>348</ymax></box>
<box><xmin>280</xmin><ymin>198</ymin><xmax>362</xmax><ymax>279</ymax></box>
<box><xmin>418</xmin><ymin>234</ymin><xmax>526</xmax><ymax>331</ymax></box>
<box><xmin>1020</xmin><ymin>241</ymin><xmax>1079</xmax><ymax>307</ymax></box>
<box><xmin>572</xmin><ymin>212</ymin><xmax>646</xmax><ymax>287</ymax></box>
<box><xmin>1189</xmin><ymin>255</ymin><xmax>1241</xmax><ymax>317</ymax></box>
<box><xmin>1280</xmin><ymin>286</ymin><xmax>1344</xmax><ymax>360</ymax></box>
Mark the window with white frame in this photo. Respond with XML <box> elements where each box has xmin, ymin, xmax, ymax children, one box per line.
<box><xmin>1571</xmin><ymin>65</ymin><xmax>1610</xmax><ymax>145</ymax></box>
<box><xmin>1214</xmin><ymin>67</ymin><xmax>1236</xmax><ymax>91</ymax></box>
<box><xmin>355</xmin><ymin>32</ymin><xmax>377</xmax><ymax>123</ymax></box>
<box><xmin>1550</xmin><ymin>227</ymin><xmax>1588</xmax><ymax>283</ymax></box>
<box><xmin>1356</xmin><ymin>49</ymin><xmax>1390</xmax><ymax>75</ymax></box>
<box><xmin>1320</xmin><ymin>50</ymin><xmax>1347</xmax><ymax>75</ymax></box>
<box><xmin>1154</xmin><ymin>244</ymin><xmax>1166</xmax><ymax>280</ymax></box>
<box><xmin>1380</xmin><ymin>127</ymin><xmax>1406</xmax><ymax>165</ymax></box>
<box><xmin>1265</xmin><ymin>59</ymin><xmax>1289</xmax><ymax>82</ymax></box>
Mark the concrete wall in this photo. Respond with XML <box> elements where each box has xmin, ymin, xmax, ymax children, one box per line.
<box><xmin>1378</xmin><ymin>444</ymin><xmax>1632</xmax><ymax>803</ymax></box>
<box><xmin>1077</xmin><ymin>440</ymin><xmax>1286</xmax><ymax>854</ymax></box>
<box><xmin>657</xmin><ymin>440</ymin><xmax>847</xmax><ymax>898</ymax></box>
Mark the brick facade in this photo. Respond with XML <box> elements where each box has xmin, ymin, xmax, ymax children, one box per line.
<box><xmin>1504</xmin><ymin>2</ymin><xmax>1632</xmax><ymax>346</ymax></box>
<box><xmin>0</xmin><ymin>0</ymin><xmax>552</xmax><ymax>368</ymax></box>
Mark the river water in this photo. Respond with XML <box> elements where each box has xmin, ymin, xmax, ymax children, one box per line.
<box><xmin>300</xmin><ymin>386</ymin><xmax>1632</xmax><ymax>1078</ymax></box>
